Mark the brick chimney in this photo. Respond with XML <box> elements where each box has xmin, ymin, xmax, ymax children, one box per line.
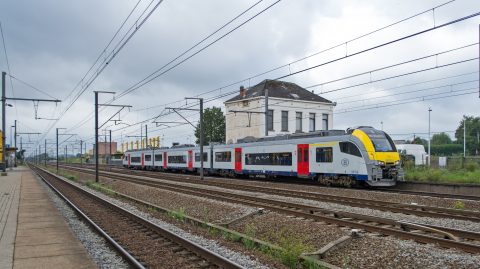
<box><xmin>239</xmin><ymin>86</ymin><xmax>246</xmax><ymax>98</ymax></box>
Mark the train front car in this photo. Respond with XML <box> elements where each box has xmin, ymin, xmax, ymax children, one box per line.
<box><xmin>350</xmin><ymin>127</ymin><xmax>404</xmax><ymax>186</ymax></box>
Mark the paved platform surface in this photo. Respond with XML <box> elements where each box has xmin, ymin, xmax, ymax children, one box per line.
<box><xmin>0</xmin><ymin>166</ymin><xmax>97</xmax><ymax>269</ymax></box>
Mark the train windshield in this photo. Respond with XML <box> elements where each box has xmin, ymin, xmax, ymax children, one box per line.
<box><xmin>360</xmin><ymin>128</ymin><xmax>396</xmax><ymax>152</ymax></box>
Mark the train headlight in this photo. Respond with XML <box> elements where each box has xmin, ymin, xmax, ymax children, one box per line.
<box><xmin>375</xmin><ymin>160</ymin><xmax>385</xmax><ymax>166</ymax></box>
<box><xmin>395</xmin><ymin>160</ymin><xmax>400</xmax><ymax>165</ymax></box>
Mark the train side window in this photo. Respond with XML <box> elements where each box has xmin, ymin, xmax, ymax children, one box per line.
<box><xmin>195</xmin><ymin>152</ymin><xmax>208</xmax><ymax>162</ymax></box>
<box><xmin>155</xmin><ymin>154</ymin><xmax>162</xmax><ymax>162</ymax></box>
<box><xmin>245</xmin><ymin>152</ymin><xmax>292</xmax><ymax>166</ymax></box>
<box><xmin>303</xmin><ymin>148</ymin><xmax>308</xmax><ymax>162</ymax></box>
<box><xmin>339</xmin><ymin>142</ymin><xmax>362</xmax><ymax>157</ymax></box>
<box><xmin>145</xmin><ymin>155</ymin><xmax>151</xmax><ymax>161</ymax></box>
<box><xmin>168</xmin><ymin>155</ymin><xmax>186</xmax><ymax>163</ymax></box>
<box><xmin>215</xmin><ymin>151</ymin><xmax>232</xmax><ymax>162</ymax></box>
<box><xmin>316</xmin><ymin>147</ymin><xmax>333</xmax><ymax>163</ymax></box>
<box><xmin>131</xmin><ymin>157</ymin><xmax>141</xmax><ymax>163</ymax></box>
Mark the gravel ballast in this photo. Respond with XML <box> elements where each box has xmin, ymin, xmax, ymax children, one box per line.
<box><xmin>37</xmin><ymin>175</ymin><xmax>130</xmax><ymax>269</ymax></box>
<box><xmin>54</xmin><ymin>172</ymin><xmax>271</xmax><ymax>269</ymax></box>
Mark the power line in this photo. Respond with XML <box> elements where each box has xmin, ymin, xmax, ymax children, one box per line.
<box><xmin>40</xmin><ymin>0</ymin><xmax>165</xmax><ymax>143</ymax></box>
<box><xmin>67</xmin><ymin>0</ymin><xmax>281</xmax><ymax>132</ymax></box>
<box><xmin>8</xmin><ymin>74</ymin><xmax>59</xmax><ymax>100</ymax></box>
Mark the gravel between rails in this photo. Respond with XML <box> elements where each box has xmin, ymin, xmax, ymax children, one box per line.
<box><xmin>232</xmin><ymin>212</ymin><xmax>480</xmax><ymax>269</ymax></box>
<box><xmin>102</xmin><ymin>174</ymin><xmax>480</xmax><ymax>234</ymax></box>
<box><xmin>56</xmin><ymin>173</ymin><xmax>271</xmax><ymax>269</ymax></box>
<box><xmin>207</xmin><ymin>177</ymin><xmax>480</xmax><ymax>211</ymax></box>
<box><xmin>37</xmin><ymin>173</ymin><xmax>130</xmax><ymax>269</ymax></box>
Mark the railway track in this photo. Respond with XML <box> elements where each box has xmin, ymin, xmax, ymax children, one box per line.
<box><xmin>60</xmin><ymin>164</ymin><xmax>480</xmax><ymax>223</ymax></box>
<box><xmin>71</xmin><ymin>162</ymin><xmax>480</xmax><ymax>201</ymax></box>
<box><xmin>57</xmin><ymin>164</ymin><xmax>480</xmax><ymax>254</ymax></box>
<box><xmin>30</xmin><ymin>165</ymin><xmax>244</xmax><ymax>269</ymax></box>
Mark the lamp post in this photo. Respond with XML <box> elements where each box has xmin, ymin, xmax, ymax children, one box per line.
<box><xmin>428</xmin><ymin>107</ymin><xmax>432</xmax><ymax>167</ymax></box>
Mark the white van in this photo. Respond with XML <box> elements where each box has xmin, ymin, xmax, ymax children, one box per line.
<box><xmin>396</xmin><ymin>144</ymin><xmax>427</xmax><ymax>166</ymax></box>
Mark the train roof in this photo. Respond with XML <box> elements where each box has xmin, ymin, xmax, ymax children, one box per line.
<box><xmin>236</xmin><ymin>129</ymin><xmax>346</xmax><ymax>143</ymax></box>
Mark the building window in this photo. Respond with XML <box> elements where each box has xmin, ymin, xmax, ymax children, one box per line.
<box><xmin>322</xmin><ymin>114</ymin><xmax>328</xmax><ymax>130</ymax></box>
<box><xmin>309</xmin><ymin>113</ymin><xmax>315</xmax><ymax>132</ymax></box>
<box><xmin>281</xmin><ymin>111</ymin><xmax>288</xmax><ymax>131</ymax></box>
<box><xmin>316</xmin><ymin>147</ymin><xmax>333</xmax><ymax>162</ymax></box>
<box><xmin>267</xmin><ymin>109</ymin><xmax>274</xmax><ymax>131</ymax></box>
<box><xmin>296</xmin><ymin>112</ymin><xmax>302</xmax><ymax>132</ymax></box>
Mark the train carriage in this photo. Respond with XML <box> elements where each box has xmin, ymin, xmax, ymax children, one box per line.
<box><xmin>123</xmin><ymin>126</ymin><xmax>403</xmax><ymax>187</ymax></box>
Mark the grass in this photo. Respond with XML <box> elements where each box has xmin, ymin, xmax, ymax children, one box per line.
<box><xmin>86</xmin><ymin>181</ymin><xmax>115</xmax><ymax>196</ymax></box>
<box><xmin>242</xmin><ymin>223</ymin><xmax>257</xmax><ymax>250</ymax></box>
<box><xmin>453</xmin><ymin>200</ymin><xmax>465</xmax><ymax>210</ymax></box>
<box><xmin>167</xmin><ymin>207</ymin><xmax>186</xmax><ymax>222</ymax></box>
<box><xmin>404</xmin><ymin>166</ymin><xmax>480</xmax><ymax>184</ymax></box>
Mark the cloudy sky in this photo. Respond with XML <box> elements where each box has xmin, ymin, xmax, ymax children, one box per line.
<box><xmin>1</xmin><ymin>0</ymin><xmax>478</xmax><ymax>156</ymax></box>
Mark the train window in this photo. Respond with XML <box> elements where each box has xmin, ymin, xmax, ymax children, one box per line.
<box><xmin>303</xmin><ymin>148</ymin><xmax>308</xmax><ymax>162</ymax></box>
<box><xmin>145</xmin><ymin>155</ymin><xmax>151</xmax><ymax>161</ymax></box>
<box><xmin>168</xmin><ymin>155</ymin><xmax>186</xmax><ymax>163</ymax></box>
<box><xmin>316</xmin><ymin>147</ymin><xmax>333</xmax><ymax>163</ymax></box>
<box><xmin>131</xmin><ymin>157</ymin><xmax>141</xmax><ymax>163</ymax></box>
<box><xmin>245</xmin><ymin>152</ymin><xmax>292</xmax><ymax>166</ymax></box>
<box><xmin>195</xmin><ymin>152</ymin><xmax>208</xmax><ymax>162</ymax></box>
<box><xmin>155</xmin><ymin>154</ymin><xmax>162</xmax><ymax>162</ymax></box>
<box><xmin>215</xmin><ymin>151</ymin><xmax>231</xmax><ymax>162</ymax></box>
<box><xmin>339</xmin><ymin>142</ymin><xmax>362</xmax><ymax>157</ymax></box>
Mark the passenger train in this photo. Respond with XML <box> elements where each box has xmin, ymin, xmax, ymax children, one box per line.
<box><xmin>122</xmin><ymin>126</ymin><xmax>403</xmax><ymax>187</ymax></box>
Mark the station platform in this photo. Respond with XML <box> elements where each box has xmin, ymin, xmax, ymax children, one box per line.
<box><xmin>0</xmin><ymin>166</ymin><xmax>97</xmax><ymax>269</ymax></box>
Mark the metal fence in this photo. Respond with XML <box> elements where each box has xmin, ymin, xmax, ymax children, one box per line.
<box><xmin>417</xmin><ymin>156</ymin><xmax>480</xmax><ymax>170</ymax></box>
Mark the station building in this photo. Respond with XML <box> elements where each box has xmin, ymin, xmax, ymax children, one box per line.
<box><xmin>224</xmin><ymin>80</ymin><xmax>335</xmax><ymax>143</ymax></box>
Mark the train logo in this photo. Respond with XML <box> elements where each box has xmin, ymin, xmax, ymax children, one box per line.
<box><xmin>341</xmin><ymin>158</ymin><xmax>349</xmax><ymax>167</ymax></box>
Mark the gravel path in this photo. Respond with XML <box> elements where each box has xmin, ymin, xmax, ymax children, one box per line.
<box><xmin>38</xmin><ymin>174</ymin><xmax>130</xmax><ymax>269</ymax></box>
<box><xmin>57</xmin><ymin>172</ymin><xmax>271</xmax><ymax>269</ymax></box>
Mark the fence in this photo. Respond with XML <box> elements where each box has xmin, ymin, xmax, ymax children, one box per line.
<box><xmin>414</xmin><ymin>156</ymin><xmax>480</xmax><ymax>170</ymax></box>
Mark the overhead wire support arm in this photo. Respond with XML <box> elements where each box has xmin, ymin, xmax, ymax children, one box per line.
<box><xmin>98</xmin><ymin>105</ymin><xmax>131</xmax><ymax>129</ymax></box>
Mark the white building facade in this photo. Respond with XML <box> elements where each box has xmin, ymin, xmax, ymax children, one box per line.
<box><xmin>225</xmin><ymin>80</ymin><xmax>335</xmax><ymax>143</ymax></box>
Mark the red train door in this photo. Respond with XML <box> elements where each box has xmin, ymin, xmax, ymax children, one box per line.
<box><xmin>297</xmin><ymin>144</ymin><xmax>309</xmax><ymax>177</ymax></box>
<box><xmin>163</xmin><ymin>152</ymin><xmax>167</xmax><ymax>168</ymax></box>
<box><xmin>235</xmin><ymin>148</ymin><xmax>242</xmax><ymax>173</ymax></box>
<box><xmin>188</xmin><ymin>150</ymin><xmax>193</xmax><ymax>170</ymax></box>
<box><xmin>127</xmin><ymin>154</ymin><xmax>131</xmax><ymax>166</ymax></box>
<box><xmin>141</xmin><ymin>153</ymin><xmax>145</xmax><ymax>168</ymax></box>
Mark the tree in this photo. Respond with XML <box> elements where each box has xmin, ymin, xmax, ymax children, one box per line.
<box><xmin>194</xmin><ymin>106</ymin><xmax>225</xmax><ymax>145</ymax></box>
<box><xmin>454</xmin><ymin>115</ymin><xmax>480</xmax><ymax>155</ymax></box>
<box><xmin>411</xmin><ymin>137</ymin><xmax>428</xmax><ymax>146</ymax></box>
<box><xmin>431</xmin><ymin>132</ymin><xmax>452</xmax><ymax>145</ymax></box>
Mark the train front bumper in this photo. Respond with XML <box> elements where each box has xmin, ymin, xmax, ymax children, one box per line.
<box><xmin>367</xmin><ymin>164</ymin><xmax>403</xmax><ymax>187</ymax></box>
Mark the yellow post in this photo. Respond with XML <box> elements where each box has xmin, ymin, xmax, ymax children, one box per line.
<box><xmin>141</xmin><ymin>139</ymin><xmax>144</xmax><ymax>149</ymax></box>
<box><xmin>126</xmin><ymin>142</ymin><xmax>129</xmax><ymax>151</ymax></box>
<box><xmin>121</xmin><ymin>143</ymin><xmax>124</xmax><ymax>153</ymax></box>
<box><xmin>156</xmin><ymin>136</ymin><xmax>160</xmax><ymax>147</ymax></box>
<box><xmin>131</xmin><ymin>141</ymin><xmax>134</xmax><ymax>150</ymax></box>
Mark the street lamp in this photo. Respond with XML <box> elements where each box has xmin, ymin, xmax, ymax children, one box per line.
<box><xmin>428</xmin><ymin>107</ymin><xmax>432</xmax><ymax>167</ymax></box>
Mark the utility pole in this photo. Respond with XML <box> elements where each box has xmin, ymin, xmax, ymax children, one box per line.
<box><xmin>428</xmin><ymin>107</ymin><xmax>432</xmax><ymax>167</ymax></box>
<box><xmin>145</xmin><ymin>125</ymin><xmax>148</xmax><ymax>148</ymax></box>
<box><xmin>39</xmin><ymin>144</ymin><xmax>41</xmax><ymax>165</ymax></box>
<box><xmin>264</xmin><ymin>88</ymin><xmax>268</xmax><ymax>137</ymax></box>
<box><xmin>109</xmin><ymin>130</ymin><xmax>112</xmax><ymax>164</ymax></box>
<box><xmin>172</xmin><ymin>97</ymin><xmax>204</xmax><ymax>180</ymax></box>
<box><xmin>2</xmin><ymin>71</ymin><xmax>6</xmax><ymax>172</ymax></box>
<box><xmin>95</xmin><ymin>91</ymin><xmax>131</xmax><ymax>182</ymax></box>
<box><xmin>44</xmin><ymin>139</ymin><xmax>47</xmax><ymax>166</ymax></box>
<box><xmin>65</xmin><ymin>145</ymin><xmax>67</xmax><ymax>164</ymax></box>
<box><xmin>14</xmin><ymin>120</ymin><xmax>17</xmax><ymax>167</ymax></box>
<box><xmin>80</xmin><ymin>140</ymin><xmax>83</xmax><ymax>166</ymax></box>
<box><xmin>464</xmin><ymin>118</ymin><xmax>466</xmax><ymax>157</ymax></box>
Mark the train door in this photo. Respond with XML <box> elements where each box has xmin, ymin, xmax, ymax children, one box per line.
<box><xmin>163</xmin><ymin>152</ymin><xmax>167</xmax><ymax>168</ymax></box>
<box><xmin>127</xmin><ymin>154</ymin><xmax>131</xmax><ymax>166</ymax></box>
<box><xmin>235</xmin><ymin>148</ymin><xmax>242</xmax><ymax>173</ymax></box>
<box><xmin>188</xmin><ymin>150</ymin><xmax>193</xmax><ymax>170</ymax></box>
<box><xmin>297</xmin><ymin>144</ymin><xmax>309</xmax><ymax>177</ymax></box>
<box><xmin>141</xmin><ymin>153</ymin><xmax>145</xmax><ymax>169</ymax></box>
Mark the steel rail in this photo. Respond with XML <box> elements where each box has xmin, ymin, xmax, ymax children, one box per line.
<box><xmin>31</xmin><ymin>165</ymin><xmax>245</xmax><ymax>269</ymax></box>
<box><xmin>60</xmin><ymin>164</ymin><xmax>480</xmax><ymax>222</ymax></box>
<box><xmin>57</xmin><ymin>164</ymin><xmax>480</xmax><ymax>253</ymax></box>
